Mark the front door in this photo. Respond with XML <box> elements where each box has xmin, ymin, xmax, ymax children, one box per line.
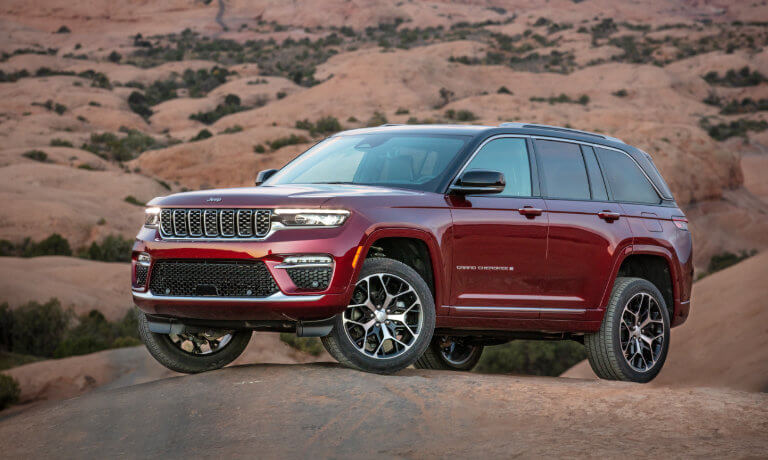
<box><xmin>448</xmin><ymin>136</ymin><xmax>549</xmax><ymax>318</ymax></box>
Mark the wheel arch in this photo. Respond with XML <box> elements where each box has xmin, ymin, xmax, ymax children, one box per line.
<box><xmin>352</xmin><ymin>228</ymin><xmax>446</xmax><ymax>312</ymax></box>
<box><xmin>600</xmin><ymin>245</ymin><xmax>681</xmax><ymax>323</ymax></box>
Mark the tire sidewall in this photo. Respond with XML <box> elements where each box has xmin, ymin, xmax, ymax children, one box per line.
<box><xmin>138</xmin><ymin>311</ymin><xmax>252</xmax><ymax>373</ymax></box>
<box><xmin>429</xmin><ymin>337</ymin><xmax>484</xmax><ymax>371</ymax></box>
<box><xmin>329</xmin><ymin>257</ymin><xmax>436</xmax><ymax>374</ymax></box>
<box><xmin>610</xmin><ymin>279</ymin><xmax>671</xmax><ymax>383</ymax></box>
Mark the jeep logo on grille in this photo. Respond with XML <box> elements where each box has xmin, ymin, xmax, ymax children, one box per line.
<box><xmin>206</xmin><ymin>197</ymin><xmax>222</xmax><ymax>202</ymax></box>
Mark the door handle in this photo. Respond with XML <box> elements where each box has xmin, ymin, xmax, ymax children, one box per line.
<box><xmin>518</xmin><ymin>206</ymin><xmax>543</xmax><ymax>218</ymax></box>
<box><xmin>598</xmin><ymin>211</ymin><xmax>621</xmax><ymax>222</ymax></box>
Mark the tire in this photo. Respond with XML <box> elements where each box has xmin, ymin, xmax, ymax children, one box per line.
<box><xmin>138</xmin><ymin>310</ymin><xmax>252</xmax><ymax>374</ymax></box>
<box><xmin>414</xmin><ymin>336</ymin><xmax>484</xmax><ymax>371</ymax></box>
<box><xmin>321</xmin><ymin>257</ymin><xmax>436</xmax><ymax>374</ymax></box>
<box><xmin>585</xmin><ymin>277</ymin><xmax>671</xmax><ymax>383</ymax></box>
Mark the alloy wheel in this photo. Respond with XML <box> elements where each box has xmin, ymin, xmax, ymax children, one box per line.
<box><xmin>620</xmin><ymin>292</ymin><xmax>665</xmax><ymax>372</ymax></box>
<box><xmin>438</xmin><ymin>336</ymin><xmax>478</xmax><ymax>366</ymax></box>
<box><xmin>342</xmin><ymin>273</ymin><xmax>423</xmax><ymax>359</ymax></box>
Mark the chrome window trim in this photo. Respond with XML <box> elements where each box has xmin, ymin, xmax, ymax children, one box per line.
<box><xmin>132</xmin><ymin>289</ymin><xmax>324</xmax><ymax>303</ymax></box>
<box><xmin>530</xmin><ymin>135</ymin><xmax>665</xmax><ymax>201</ymax></box>
<box><xmin>448</xmin><ymin>134</ymin><xmax>534</xmax><ymax>197</ymax></box>
<box><xmin>447</xmin><ymin>133</ymin><xmax>664</xmax><ymax>202</ymax></box>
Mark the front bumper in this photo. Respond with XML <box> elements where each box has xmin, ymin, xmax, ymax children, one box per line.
<box><xmin>131</xmin><ymin>218</ymin><xmax>366</xmax><ymax>321</ymax></box>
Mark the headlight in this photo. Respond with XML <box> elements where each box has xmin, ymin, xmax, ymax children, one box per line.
<box><xmin>273</xmin><ymin>209</ymin><xmax>349</xmax><ymax>227</ymax></box>
<box><xmin>144</xmin><ymin>207</ymin><xmax>160</xmax><ymax>227</ymax></box>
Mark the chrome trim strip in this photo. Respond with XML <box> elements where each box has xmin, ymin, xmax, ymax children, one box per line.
<box><xmin>453</xmin><ymin>306</ymin><xmax>586</xmax><ymax>313</ymax></box>
<box><xmin>132</xmin><ymin>290</ymin><xmax>324</xmax><ymax>303</ymax></box>
<box><xmin>274</xmin><ymin>263</ymin><xmax>334</xmax><ymax>269</ymax></box>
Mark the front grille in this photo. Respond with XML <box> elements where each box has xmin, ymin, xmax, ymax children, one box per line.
<box><xmin>149</xmin><ymin>260</ymin><xmax>279</xmax><ymax>297</ymax></box>
<box><xmin>287</xmin><ymin>267</ymin><xmax>332</xmax><ymax>290</ymax></box>
<box><xmin>135</xmin><ymin>264</ymin><xmax>148</xmax><ymax>287</ymax></box>
<box><xmin>159</xmin><ymin>208</ymin><xmax>271</xmax><ymax>239</ymax></box>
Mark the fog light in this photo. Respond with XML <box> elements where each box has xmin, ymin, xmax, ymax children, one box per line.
<box><xmin>282</xmin><ymin>255</ymin><xmax>333</xmax><ymax>266</ymax></box>
<box><xmin>137</xmin><ymin>253</ymin><xmax>151</xmax><ymax>266</ymax></box>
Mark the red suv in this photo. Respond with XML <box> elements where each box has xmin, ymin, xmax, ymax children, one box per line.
<box><xmin>133</xmin><ymin>123</ymin><xmax>692</xmax><ymax>382</ymax></box>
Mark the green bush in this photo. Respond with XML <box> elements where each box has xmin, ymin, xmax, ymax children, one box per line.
<box><xmin>703</xmin><ymin>66</ymin><xmax>767</xmax><ymax>87</ymax></box>
<box><xmin>444</xmin><ymin>109</ymin><xmax>478</xmax><ymax>121</ymax></box>
<box><xmin>294</xmin><ymin>116</ymin><xmax>342</xmax><ymax>136</ymax></box>
<box><xmin>81</xmin><ymin>129</ymin><xmax>157</xmax><ymax>162</ymax></box>
<box><xmin>0</xmin><ymin>374</ymin><xmax>20</xmax><ymax>410</ymax></box>
<box><xmin>124</xmin><ymin>195</ymin><xmax>145</xmax><ymax>206</ymax></box>
<box><xmin>8</xmin><ymin>299</ymin><xmax>72</xmax><ymax>357</ymax></box>
<box><xmin>253</xmin><ymin>144</ymin><xmax>266</xmax><ymax>154</ymax></box>
<box><xmin>191</xmin><ymin>129</ymin><xmax>213</xmax><ymax>141</ymax></box>
<box><xmin>267</xmin><ymin>134</ymin><xmax>308</xmax><ymax>151</ymax></box>
<box><xmin>108</xmin><ymin>51</ymin><xmax>122</xmax><ymax>63</ymax></box>
<box><xmin>530</xmin><ymin>93</ymin><xmax>589</xmax><ymax>105</ymax></box>
<box><xmin>279</xmin><ymin>333</ymin><xmax>323</xmax><ymax>356</ymax></box>
<box><xmin>475</xmin><ymin>340</ymin><xmax>586</xmax><ymax>376</ymax></box>
<box><xmin>0</xmin><ymin>234</ymin><xmax>73</xmax><ymax>258</ymax></box>
<box><xmin>22</xmin><ymin>150</ymin><xmax>49</xmax><ymax>162</ymax></box>
<box><xmin>79</xmin><ymin>234</ymin><xmax>132</xmax><ymax>262</ymax></box>
<box><xmin>50</xmin><ymin>138</ymin><xmax>73</xmax><ymax>147</ymax></box>
<box><xmin>366</xmin><ymin>111</ymin><xmax>388</xmax><ymax>127</ymax></box>
<box><xmin>613</xmin><ymin>89</ymin><xmax>628</xmax><ymax>97</ymax></box>
<box><xmin>54</xmin><ymin>309</ymin><xmax>139</xmax><ymax>358</ymax></box>
<box><xmin>497</xmin><ymin>86</ymin><xmax>512</xmax><ymax>94</ymax></box>
<box><xmin>701</xmin><ymin>118</ymin><xmax>768</xmax><ymax>141</ymax></box>
<box><xmin>190</xmin><ymin>94</ymin><xmax>248</xmax><ymax>125</ymax></box>
<box><xmin>707</xmin><ymin>250</ymin><xmax>757</xmax><ymax>275</ymax></box>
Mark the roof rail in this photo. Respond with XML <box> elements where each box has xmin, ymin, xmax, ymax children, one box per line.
<box><xmin>379</xmin><ymin>123</ymin><xmax>403</xmax><ymax>127</ymax></box>
<box><xmin>498</xmin><ymin>122</ymin><xmax>623</xmax><ymax>143</ymax></box>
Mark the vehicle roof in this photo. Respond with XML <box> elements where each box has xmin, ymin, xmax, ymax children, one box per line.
<box><xmin>334</xmin><ymin>123</ymin><xmax>674</xmax><ymax>201</ymax></box>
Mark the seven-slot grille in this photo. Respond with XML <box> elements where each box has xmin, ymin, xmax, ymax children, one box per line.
<box><xmin>149</xmin><ymin>260</ymin><xmax>279</xmax><ymax>297</ymax></box>
<box><xmin>159</xmin><ymin>208</ymin><xmax>271</xmax><ymax>239</ymax></box>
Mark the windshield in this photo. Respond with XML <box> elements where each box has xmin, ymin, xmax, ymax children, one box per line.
<box><xmin>265</xmin><ymin>133</ymin><xmax>470</xmax><ymax>192</ymax></box>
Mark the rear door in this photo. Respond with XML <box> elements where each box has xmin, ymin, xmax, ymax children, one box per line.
<box><xmin>533</xmin><ymin>139</ymin><xmax>632</xmax><ymax>319</ymax></box>
<box><xmin>448</xmin><ymin>136</ymin><xmax>549</xmax><ymax>318</ymax></box>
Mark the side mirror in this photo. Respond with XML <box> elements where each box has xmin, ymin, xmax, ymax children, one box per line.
<box><xmin>450</xmin><ymin>170</ymin><xmax>505</xmax><ymax>195</ymax></box>
<box><xmin>255</xmin><ymin>169</ymin><xmax>278</xmax><ymax>186</ymax></box>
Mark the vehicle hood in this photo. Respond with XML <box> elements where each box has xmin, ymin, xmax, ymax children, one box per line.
<box><xmin>148</xmin><ymin>184</ymin><xmax>434</xmax><ymax>208</ymax></box>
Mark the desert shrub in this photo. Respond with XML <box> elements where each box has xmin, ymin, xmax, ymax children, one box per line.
<box><xmin>613</xmin><ymin>89</ymin><xmax>628</xmax><ymax>97</ymax></box>
<box><xmin>50</xmin><ymin>138</ymin><xmax>73</xmax><ymax>147</ymax></box>
<box><xmin>0</xmin><ymin>351</ymin><xmax>40</xmax><ymax>371</ymax></box>
<box><xmin>127</xmin><ymin>91</ymin><xmax>153</xmax><ymax>119</ymax></box>
<box><xmin>700</xmin><ymin>118</ymin><xmax>768</xmax><ymax>141</ymax></box>
<box><xmin>22</xmin><ymin>150</ymin><xmax>49</xmax><ymax>162</ymax></box>
<box><xmin>497</xmin><ymin>86</ymin><xmax>512</xmax><ymax>94</ymax></box>
<box><xmin>54</xmin><ymin>309</ymin><xmax>139</xmax><ymax>358</ymax></box>
<box><xmin>294</xmin><ymin>116</ymin><xmax>342</xmax><ymax>136</ymax></box>
<box><xmin>0</xmin><ymin>234</ymin><xmax>73</xmax><ymax>258</ymax></box>
<box><xmin>475</xmin><ymin>340</ymin><xmax>586</xmax><ymax>376</ymax></box>
<box><xmin>703</xmin><ymin>66</ymin><xmax>767</xmax><ymax>87</ymax></box>
<box><xmin>719</xmin><ymin>98</ymin><xmax>768</xmax><ymax>115</ymax></box>
<box><xmin>529</xmin><ymin>93</ymin><xmax>589</xmax><ymax>105</ymax></box>
<box><xmin>191</xmin><ymin>129</ymin><xmax>213</xmax><ymax>141</ymax></box>
<box><xmin>190</xmin><ymin>94</ymin><xmax>249</xmax><ymax>124</ymax></box>
<box><xmin>79</xmin><ymin>234</ymin><xmax>132</xmax><ymax>262</ymax></box>
<box><xmin>9</xmin><ymin>299</ymin><xmax>71</xmax><ymax>357</ymax></box>
<box><xmin>395</xmin><ymin>107</ymin><xmax>410</xmax><ymax>115</ymax></box>
<box><xmin>276</xmin><ymin>91</ymin><xmax>287</xmax><ymax>99</ymax></box>
<box><xmin>55</xmin><ymin>25</ymin><xmax>71</xmax><ymax>34</ymax></box>
<box><xmin>220</xmin><ymin>125</ymin><xmax>243</xmax><ymax>134</ymax></box>
<box><xmin>267</xmin><ymin>134</ymin><xmax>308</xmax><ymax>151</ymax></box>
<box><xmin>81</xmin><ymin>129</ymin><xmax>157</xmax><ymax>162</ymax></box>
<box><xmin>0</xmin><ymin>374</ymin><xmax>20</xmax><ymax>410</ymax></box>
<box><xmin>366</xmin><ymin>111</ymin><xmax>388</xmax><ymax>127</ymax></box>
<box><xmin>253</xmin><ymin>144</ymin><xmax>266</xmax><ymax>154</ymax></box>
<box><xmin>707</xmin><ymin>250</ymin><xmax>757</xmax><ymax>274</ymax></box>
<box><xmin>437</xmin><ymin>87</ymin><xmax>454</xmax><ymax>108</ymax></box>
<box><xmin>279</xmin><ymin>333</ymin><xmax>323</xmax><ymax>356</ymax></box>
<box><xmin>444</xmin><ymin>109</ymin><xmax>478</xmax><ymax>121</ymax></box>
<box><xmin>590</xmin><ymin>18</ymin><xmax>618</xmax><ymax>39</ymax></box>
<box><xmin>108</xmin><ymin>51</ymin><xmax>122</xmax><ymax>63</ymax></box>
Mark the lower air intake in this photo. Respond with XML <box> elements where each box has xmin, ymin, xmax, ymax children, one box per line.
<box><xmin>149</xmin><ymin>260</ymin><xmax>279</xmax><ymax>297</ymax></box>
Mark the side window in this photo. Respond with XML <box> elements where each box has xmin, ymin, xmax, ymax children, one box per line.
<box><xmin>463</xmin><ymin>138</ymin><xmax>532</xmax><ymax>197</ymax></box>
<box><xmin>534</xmin><ymin>140</ymin><xmax>590</xmax><ymax>200</ymax></box>
<box><xmin>595</xmin><ymin>147</ymin><xmax>660</xmax><ymax>204</ymax></box>
<box><xmin>581</xmin><ymin>145</ymin><xmax>608</xmax><ymax>201</ymax></box>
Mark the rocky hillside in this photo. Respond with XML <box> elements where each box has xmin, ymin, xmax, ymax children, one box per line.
<box><xmin>0</xmin><ymin>0</ymin><xmax>767</xmax><ymax>272</ymax></box>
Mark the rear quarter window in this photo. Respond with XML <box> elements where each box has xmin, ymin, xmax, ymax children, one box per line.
<box><xmin>595</xmin><ymin>147</ymin><xmax>661</xmax><ymax>204</ymax></box>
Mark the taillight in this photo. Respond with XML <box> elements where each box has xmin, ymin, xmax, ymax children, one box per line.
<box><xmin>672</xmin><ymin>216</ymin><xmax>688</xmax><ymax>231</ymax></box>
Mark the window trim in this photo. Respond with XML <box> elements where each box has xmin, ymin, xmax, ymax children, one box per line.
<box><xmin>531</xmin><ymin>136</ymin><xmax>664</xmax><ymax>203</ymax></box>
<box><xmin>446</xmin><ymin>134</ymin><xmax>664</xmax><ymax>205</ymax></box>
<box><xmin>446</xmin><ymin>134</ymin><xmax>538</xmax><ymax>198</ymax></box>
